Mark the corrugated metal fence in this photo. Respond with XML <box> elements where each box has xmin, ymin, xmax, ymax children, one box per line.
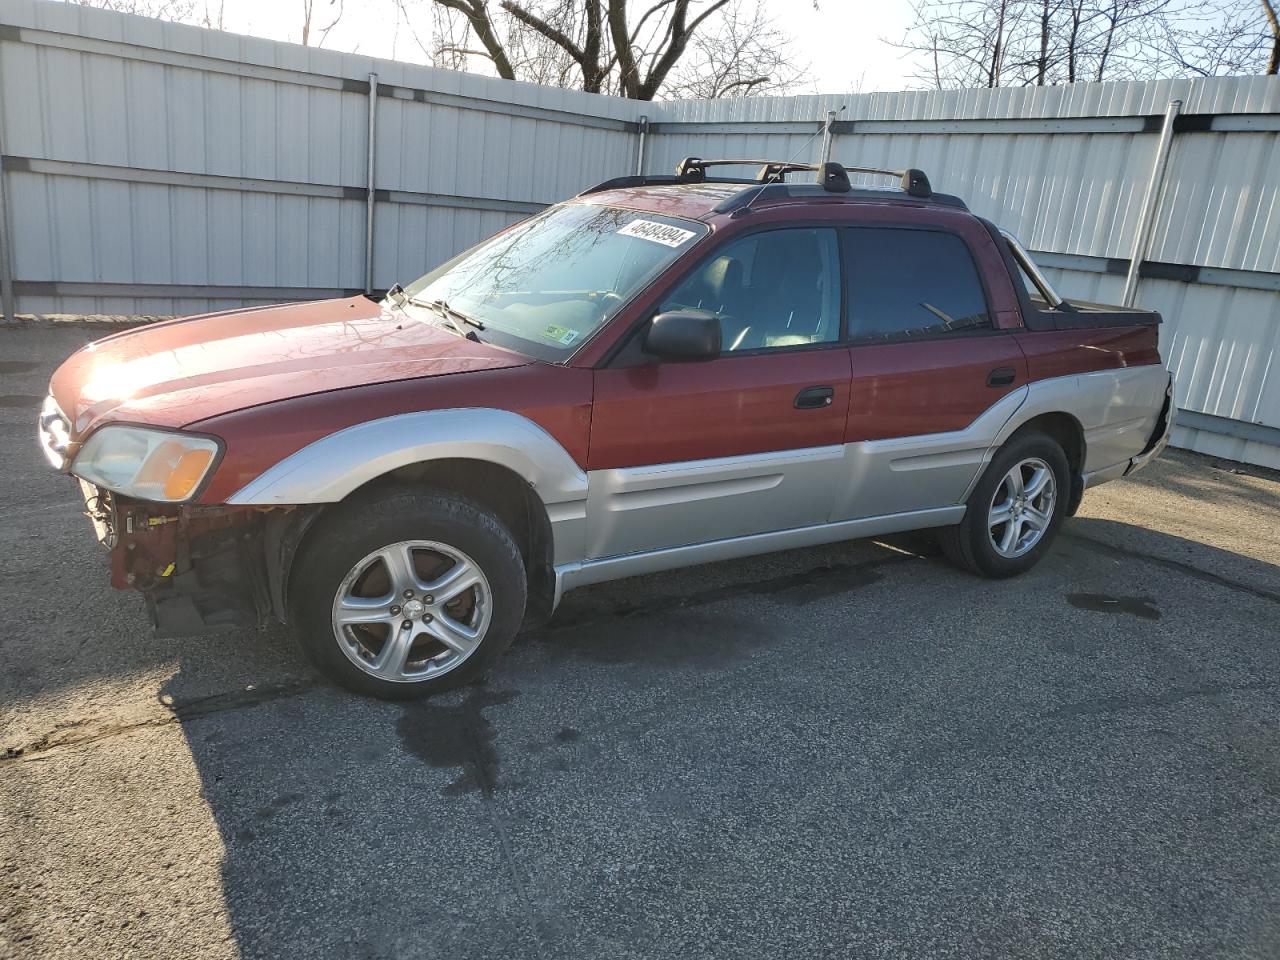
<box><xmin>0</xmin><ymin>0</ymin><xmax>1277</xmax><ymax>466</ymax></box>
<box><xmin>0</xmin><ymin>0</ymin><xmax>643</xmax><ymax>317</ymax></box>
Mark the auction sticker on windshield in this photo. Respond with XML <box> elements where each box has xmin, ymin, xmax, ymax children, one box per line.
<box><xmin>618</xmin><ymin>219</ymin><xmax>697</xmax><ymax>248</ymax></box>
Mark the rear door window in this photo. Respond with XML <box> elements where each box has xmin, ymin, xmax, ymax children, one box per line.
<box><xmin>843</xmin><ymin>228</ymin><xmax>992</xmax><ymax>342</ymax></box>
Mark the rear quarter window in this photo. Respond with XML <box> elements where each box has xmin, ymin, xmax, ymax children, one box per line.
<box><xmin>843</xmin><ymin>228</ymin><xmax>992</xmax><ymax>342</ymax></box>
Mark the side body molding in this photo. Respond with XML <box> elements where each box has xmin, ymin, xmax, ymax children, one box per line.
<box><xmin>227</xmin><ymin>408</ymin><xmax>589</xmax><ymax>560</ymax></box>
<box><xmin>831</xmin><ymin>386</ymin><xmax>1030</xmax><ymax>522</ymax></box>
<box><xmin>829</xmin><ymin>367</ymin><xmax>1168</xmax><ymax>523</ymax></box>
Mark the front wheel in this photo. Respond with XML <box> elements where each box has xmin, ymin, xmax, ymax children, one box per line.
<box><xmin>938</xmin><ymin>431</ymin><xmax>1070</xmax><ymax>578</ymax></box>
<box><xmin>289</xmin><ymin>488</ymin><xmax>527</xmax><ymax>699</ymax></box>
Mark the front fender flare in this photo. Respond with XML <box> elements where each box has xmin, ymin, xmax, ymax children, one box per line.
<box><xmin>226</xmin><ymin>408</ymin><xmax>588</xmax><ymax>508</ymax></box>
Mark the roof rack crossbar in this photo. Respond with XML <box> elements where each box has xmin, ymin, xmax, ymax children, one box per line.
<box><xmin>577</xmin><ymin>157</ymin><xmax>938</xmax><ymax>204</ymax></box>
<box><xmin>678</xmin><ymin>157</ymin><xmax>933</xmax><ymax>198</ymax></box>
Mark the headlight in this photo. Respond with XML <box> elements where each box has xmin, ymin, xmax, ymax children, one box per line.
<box><xmin>71</xmin><ymin>426</ymin><xmax>221</xmax><ymax>502</ymax></box>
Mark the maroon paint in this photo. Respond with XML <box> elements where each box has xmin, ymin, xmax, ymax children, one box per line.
<box><xmin>195</xmin><ymin>363</ymin><xmax>593</xmax><ymax>504</ymax></box>
<box><xmin>846</xmin><ymin>336</ymin><xmax>1030</xmax><ymax>442</ymax></box>
<box><xmin>1014</xmin><ymin>327</ymin><xmax>1160</xmax><ymax>380</ymax></box>
<box><xmin>588</xmin><ymin>349</ymin><xmax>852</xmax><ymax>471</ymax></box>
<box><xmin>50</xmin><ymin>296</ymin><xmax>530</xmax><ymax>437</ymax></box>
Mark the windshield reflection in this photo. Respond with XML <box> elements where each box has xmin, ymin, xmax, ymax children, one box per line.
<box><xmin>399</xmin><ymin>204</ymin><xmax>707</xmax><ymax>360</ymax></box>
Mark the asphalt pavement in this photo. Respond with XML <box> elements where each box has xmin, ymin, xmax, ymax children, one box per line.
<box><xmin>2</xmin><ymin>321</ymin><xmax>1279</xmax><ymax>959</ymax></box>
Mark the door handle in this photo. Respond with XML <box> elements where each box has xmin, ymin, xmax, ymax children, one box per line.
<box><xmin>794</xmin><ymin>385</ymin><xmax>835</xmax><ymax>409</ymax></box>
<box><xmin>986</xmin><ymin>367</ymin><xmax>1016</xmax><ymax>387</ymax></box>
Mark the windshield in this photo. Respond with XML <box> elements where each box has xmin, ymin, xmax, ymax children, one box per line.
<box><xmin>400</xmin><ymin>203</ymin><xmax>708</xmax><ymax>361</ymax></box>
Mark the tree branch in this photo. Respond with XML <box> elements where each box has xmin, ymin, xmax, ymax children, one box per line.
<box><xmin>1262</xmin><ymin>0</ymin><xmax>1280</xmax><ymax>73</ymax></box>
<box><xmin>607</xmin><ymin>0</ymin><xmax>641</xmax><ymax>96</ymax></box>
<box><xmin>717</xmin><ymin>74</ymin><xmax>768</xmax><ymax>94</ymax></box>
<box><xmin>639</xmin><ymin>0</ymin><xmax>731</xmax><ymax>98</ymax></box>
<box><xmin>501</xmin><ymin>0</ymin><xmax>586</xmax><ymax>61</ymax></box>
<box><xmin>434</xmin><ymin>0</ymin><xmax>517</xmax><ymax>79</ymax></box>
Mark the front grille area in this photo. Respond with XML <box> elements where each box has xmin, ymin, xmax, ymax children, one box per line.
<box><xmin>38</xmin><ymin>395</ymin><xmax>72</xmax><ymax>469</ymax></box>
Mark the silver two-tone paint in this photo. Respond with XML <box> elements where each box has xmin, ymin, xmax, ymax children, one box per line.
<box><xmin>227</xmin><ymin>367</ymin><xmax>1173</xmax><ymax>606</ymax></box>
<box><xmin>226</xmin><ymin>408</ymin><xmax>591</xmax><ymax>564</ymax></box>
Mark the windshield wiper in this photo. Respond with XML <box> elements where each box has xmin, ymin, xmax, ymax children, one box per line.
<box><xmin>407</xmin><ymin>297</ymin><xmax>485</xmax><ymax>341</ymax></box>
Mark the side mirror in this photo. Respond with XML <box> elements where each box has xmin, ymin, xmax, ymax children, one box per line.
<box><xmin>643</xmin><ymin>310</ymin><xmax>721</xmax><ymax>362</ymax></box>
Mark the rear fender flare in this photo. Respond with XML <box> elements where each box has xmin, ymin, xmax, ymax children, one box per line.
<box><xmin>963</xmin><ymin>365</ymin><xmax>1171</xmax><ymax>500</ymax></box>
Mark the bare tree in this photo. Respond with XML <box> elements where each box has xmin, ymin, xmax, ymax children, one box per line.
<box><xmin>663</xmin><ymin>0</ymin><xmax>808</xmax><ymax>98</ymax></box>
<box><xmin>898</xmin><ymin>0</ymin><xmax>1030</xmax><ymax>87</ymax></box>
<box><xmin>300</xmin><ymin>0</ymin><xmax>344</xmax><ymax>46</ymax></box>
<box><xmin>1157</xmin><ymin>0</ymin><xmax>1278</xmax><ymax>74</ymax></box>
<box><xmin>424</xmin><ymin>0</ymin><xmax>520</xmax><ymax>79</ymax></box>
<box><xmin>901</xmin><ymin>0</ymin><xmax>1274</xmax><ymax>86</ymax></box>
<box><xmin>1266</xmin><ymin>0</ymin><xmax>1280</xmax><ymax>72</ymax></box>
<box><xmin>394</xmin><ymin>0</ymin><xmax>796</xmax><ymax>99</ymax></box>
<box><xmin>606</xmin><ymin>0</ymin><xmax>732</xmax><ymax>98</ymax></box>
<box><xmin>68</xmin><ymin>0</ymin><xmax>197</xmax><ymax>19</ymax></box>
<box><xmin>200</xmin><ymin>0</ymin><xmax>225</xmax><ymax>30</ymax></box>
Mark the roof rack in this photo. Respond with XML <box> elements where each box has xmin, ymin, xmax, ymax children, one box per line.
<box><xmin>673</xmin><ymin>157</ymin><xmax>932</xmax><ymax>198</ymax></box>
<box><xmin>579</xmin><ymin>157</ymin><xmax>934</xmax><ymax>201</ymax></box>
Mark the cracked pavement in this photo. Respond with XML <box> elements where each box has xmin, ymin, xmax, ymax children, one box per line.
<box><xmin>3</xmin><ymin>322</ymin><xmax>1280</xmax><ymax>959</ymax></box>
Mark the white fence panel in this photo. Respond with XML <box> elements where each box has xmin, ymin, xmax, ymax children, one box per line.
<box><xmin>0</xmin><ymin>0</ymin><xmax>643</xmax><ymax>315</ymax></box>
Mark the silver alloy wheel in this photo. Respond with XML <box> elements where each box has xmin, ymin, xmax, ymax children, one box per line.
<box><xmin>331</xmin><ymin>539</ymin><xmax>492</xmax><ymax>683</ymax></box>
<box><xmin>988</xmin><ymin>457</ymin><xmax>1057</xmax><ymax>559</ymax></box>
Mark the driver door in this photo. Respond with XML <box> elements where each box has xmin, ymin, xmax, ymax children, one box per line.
<box><xmin>586</xmin><ymin>227</ymin><xmax>852</xmax><ymax>560</ymax></box>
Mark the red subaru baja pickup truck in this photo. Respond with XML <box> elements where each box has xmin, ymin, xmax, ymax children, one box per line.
<box><xmin>41</xmin><ymin>158</ymin><xmax>1173</xmax><ymax>699</ymax></box>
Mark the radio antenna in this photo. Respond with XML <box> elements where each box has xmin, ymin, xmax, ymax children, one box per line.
<box><xmin>739</xmin><ymin>104</ymin><xmax>847</xmax><ymax>216</ymax></box>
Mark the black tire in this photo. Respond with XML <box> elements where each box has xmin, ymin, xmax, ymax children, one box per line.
<box><xmin>288</xmin><ymin>487</ymin><xmax>527</xmax><ymax>700</ymax></box>
<box><xmin>937</xmin><ymin>430</ymin><xmax>1070</xmax><ymax>578</ymax></box>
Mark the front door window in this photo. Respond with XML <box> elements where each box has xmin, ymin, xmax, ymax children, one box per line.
<box><xmin>659</xmin><ymin>227</ymin><xmax>842</xmax><ymax>352</ymax></box>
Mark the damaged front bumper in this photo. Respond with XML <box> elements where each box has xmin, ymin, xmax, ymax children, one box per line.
<box><xmin>74</xmin><ymin>478</ymin><xmax>274</xmax><ymax>637</ymax></box>
<box><xmin>45</xmin><ymin>395</ymin><xmax>313</xmax><ymax>638</ymax></box>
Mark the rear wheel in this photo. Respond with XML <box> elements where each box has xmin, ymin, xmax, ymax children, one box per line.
<box><xmin>938</xmin><ymin>431</ymin><xmax>1069</xmax><ymax>578</ymax></box>
<box><xmin>289</xmin><ymin>488</ymin><xmax>526</xmax><ymax>699</ymax></box>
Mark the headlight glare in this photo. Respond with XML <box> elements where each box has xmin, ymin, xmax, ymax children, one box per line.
<box><xmin>72</xmin><ymin>426</ymin><xmax>220</xmax><ymax>502</ymax></box>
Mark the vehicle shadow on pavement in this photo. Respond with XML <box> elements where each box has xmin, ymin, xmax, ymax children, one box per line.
<box><xmin>148</xmin><ymin>534</ymin><xmax>927</xmax><ymax>958</ymax></box>
<box><xmin>1059</xmin><ymin>515</ymin><xmax>1280</xmax><ymax>606</ymax></box>
<box><xmin>149</xmin><ymin>517</ymin><xmax>1280</xmax><ymax>960</ymax></box>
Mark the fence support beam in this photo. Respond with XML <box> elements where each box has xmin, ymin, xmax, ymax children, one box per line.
<box><xmin>364</xmin><ymin>72</ymin><xmax>378</xmax><ymax>296</ymax></box>
<box><xmin>1123</xmin><ymin>98</ymin><xmax>1181</xmax><ymax>307</ymax></box>
<box><xmin>0</xmin><ymin>156</ymin><xmax>15</xmax><ymax>323</ymax></box>
<box><xmin>0</xmin><ymin>60</ymin><xmax>16</xmax><ymax>323</ymax></box>
<box><xmin>635</xmin><ymin>115</ymin><xmax>648</xmax><ymax>175</ymax></box>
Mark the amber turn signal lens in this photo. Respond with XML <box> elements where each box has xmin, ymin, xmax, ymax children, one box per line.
<box><xmin>163</xmin><ymin>447</ymin><xmax>216</xmax><ymax>500</ymax></box>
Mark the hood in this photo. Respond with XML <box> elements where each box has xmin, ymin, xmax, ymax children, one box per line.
<box><xmin>50</xmin><ymin>297</ymin><xmax>532</xmax><ymax>437</ymax></box>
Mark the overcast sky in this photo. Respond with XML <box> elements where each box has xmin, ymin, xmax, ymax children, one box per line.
<box><xmin>186</xmin><ymin>0</ymin><xmax>924</xmax><ymax>95</ymax></box>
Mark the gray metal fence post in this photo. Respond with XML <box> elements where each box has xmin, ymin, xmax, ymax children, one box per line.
<box><xmin>1123</xmin><ymin>98</ymin><xmax>1182</xmax><ymax>307</ymax></box>
<box><xmin>0</xmin><ymin>49</ymin><xmax>16</xmax><ymax>323</ymax></box>
<box><xmin>635</xmin><ymin>115</ymin><xmax>648</xmax><ymax>176</ymax></box>
<box><xmin>0</xmin><ymin>155</ymin><xmax>16</xmax><ymax>323</ymax></box>
<box><xmin>364</xmin><ymin>72</ymin><xmax>378</xmax><ymax>296</ymax></box>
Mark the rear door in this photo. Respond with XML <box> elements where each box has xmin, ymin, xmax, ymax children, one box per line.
<box><xmin>833</xmin><ymin>223</ymin><xmax>1029</xmax><ymax>520</ymax></box>
<box><xmin>587</xmin><ymin>226</ymin><xmax>852</xmax><ymax>559</ymax></box>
